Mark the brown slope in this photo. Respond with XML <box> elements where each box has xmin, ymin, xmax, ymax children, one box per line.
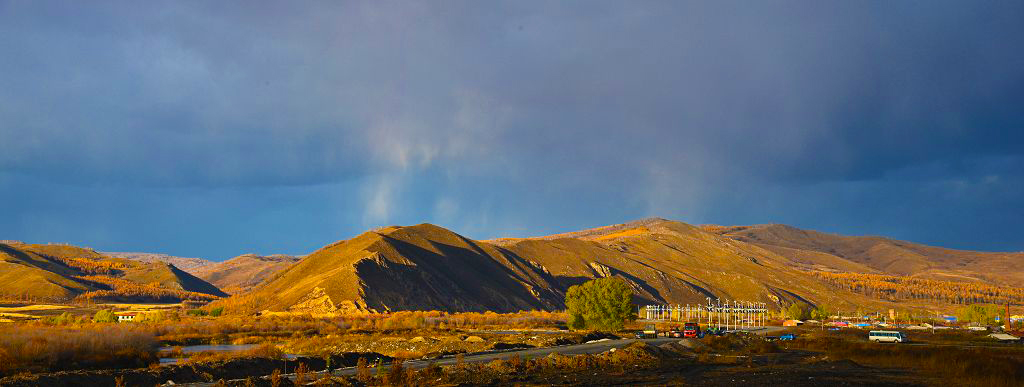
<box><xmin>192</xmin><ymin>254</ymin><xmax>300</xmax><ymax>294</ymax></box>
<box><xmin>104</xmin><ymin>252</ymin><xmax>214</xmax><ymax>272</ymax></box>
<box><xmin>707</xmin><ymin>224</ymin><xmax>1024</xmax><ymax>286</ymax></box>
<box><xmin>0</xmin><ymin>242</ymin><xmax>226</xmax><ymax>301</ymax></box>
<box><xmin>238</xmin><ymin>224</ymin><xmax>564</xmax><ymax>313</ymax></box>
<box><xmin>235</xmin><ymin>219</ymin><xmax>883</xmax><ymax>314</ymax></box>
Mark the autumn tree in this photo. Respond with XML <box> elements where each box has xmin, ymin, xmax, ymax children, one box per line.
<box><xmin>565</xmin><ymin>277</ymin><xmax>635</xmax><ymax>331</ymax></box>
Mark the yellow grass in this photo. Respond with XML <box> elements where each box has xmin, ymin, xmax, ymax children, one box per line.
<box><xmin>98</xmin><ymin>303</ymin><xmax>183</xmax><ymax>310</ymax></box>
<box><xmin>592</xmin><ymin>227</ymin><xmax>649</xmax><ymax>241</ymax></box>
<box><xmin>0</xmin><ymin>313</ymin><xmax>39</xmax><ymax>319</ymax></box>
<box><xmin>0</xmin><ymin>305</ymin><xmax>70</xmax><ymax>312</ymax></box>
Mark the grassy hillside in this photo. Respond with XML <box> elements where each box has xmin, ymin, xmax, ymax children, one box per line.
<box><xmin>707</xmin><ymin>224</ymin><xmax>1024</xmax><ymax>286</ymax></box>
<box><xmin>232</xmin><ymin>224</ymin><xmax>564</xmax><ymax>313</ymax></box>
<box><xmin>0</xmin><ymin>244</ymin><xmax>97</xmax><ymax>301</ymax></box>
<box><xmin>104</xmin><ymin>252</ymin><xmax>213</xmax><ymax>271</ymax></box>
<box><xmin>0</xmin><ymin>242</ymin><xmax>225</xmax><ymax>303</ymax></box>
<box><xmin>192</xmin><ymin>254</ymin><xmax>299</xmax><ymax>294</ymax></box>
<box><xmin>228</xmin><ymin>219</ymin><xmax>895</xmax><ymax>315</ymax></box>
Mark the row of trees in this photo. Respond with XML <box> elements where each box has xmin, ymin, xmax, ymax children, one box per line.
<box><xmin>75</xmin><ymin>276</ymin><xmax>219</xmax><ymax>303</ymax></box>
<box><xmin>811</xmin><ymin>271</ymin><xmax>1024</xmax><ymax>306</ymax></box>
<box><xmin>786</xmin><ymin>303</ymin><xmax>831</xmax><ymax>321</ymax></box>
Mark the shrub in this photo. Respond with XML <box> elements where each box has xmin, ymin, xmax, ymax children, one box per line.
<box><xmin>295</xmin><ymin>362</ymin><xmax>309</xmax><ymax>384</ymax></box>
<box><xmin>356</xmin><ymin>357</ymin><xmax>371</xmax><ymax>382</ymax></box>
<box><xmin>270</xmin><ymin>369</ymin><xmax>282</xmax><ymax>387</ymax></box>
<box><xmin>0</xmin><ymin>325</ymin><xmax>157</xmax><ymax>375</ymax></box>
<box><xmin>565</xmin><ymin>278</ymin><xmax>635</xmax><ymax>331</ymax></box>
<box><xmin>387</xmin><ymin>358</ymin><xmax>405</xmax><ymax>385</ymax></box>
<box><xmin>209</xmin><ymin>307</ymin><xmax>225</xmax><ymax>317</ymax></box>
<box><xmin>93</xmin><ymin>309</ymin><xmax>117</xmax><ymax>323</ymax></box>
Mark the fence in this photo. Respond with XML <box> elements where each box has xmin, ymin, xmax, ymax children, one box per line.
<box><xmin>639</xmin><ymin>300</ymin><xmax>768</xmax><ymax>330</ymax></box>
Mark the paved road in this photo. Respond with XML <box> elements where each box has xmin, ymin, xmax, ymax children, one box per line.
<box><xmin>172</xmin><ymin>337</ymin><xmax>681</xmax><ymax>386</ymax></box>
<box><xmin>170</xmin><ymin>326</ymin><xmax>793</xmax><ymax>386</ymax></box>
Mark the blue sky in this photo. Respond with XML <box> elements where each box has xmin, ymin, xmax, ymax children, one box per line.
<box><xmin>1</xmin><ymin>1</ymin><xmax>1022</xmax><ymax>260</ymax></box>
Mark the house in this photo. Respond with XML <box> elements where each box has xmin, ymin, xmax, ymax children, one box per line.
<box><xmin>116</xmin><ymin>312</ymin><xmax>138</xmax><ymax>322</ymax></box>
<box><xmin>783</xmin><ymin>320</ymin><xmax>804</xmax><ymax>326</ymax></box>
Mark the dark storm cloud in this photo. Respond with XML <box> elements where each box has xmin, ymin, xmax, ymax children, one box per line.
<box><xmin>1</xmin><ymin>1</ymin><xmax>1022</xmax><ymax>257</ymax></box>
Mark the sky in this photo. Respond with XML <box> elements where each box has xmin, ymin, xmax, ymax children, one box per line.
<box><xmin>1</xmin><ymin>1</ymin><xmax>1022</xmax><ymax>260</ymax></box>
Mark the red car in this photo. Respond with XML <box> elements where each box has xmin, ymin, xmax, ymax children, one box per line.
<box><xmin>668</xmin><ymin>326</ymin><xmax>684</xmax><ymax>338</ymax></box>
<box><xmin>683</xmin><ymin>323</ymin><xmax>701</xmax><ymax>338</ymax></box>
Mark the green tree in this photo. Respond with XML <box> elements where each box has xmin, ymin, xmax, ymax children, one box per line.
<box><xmin>209</xmin><ymin>306</ymin><xmax>224</xmax><ymax>317</ymax></box>
<box><xmin>811</xmin><ymin>305</ymin><xmax>831</xmax><ymax>321</ymax></box>
<box><xmin>786</xmin><ymin>303</ymin><xmax>811</xmax><ymax>320</ymax></box>
<box><xmin>93</xmin><ymin>309</ymin><xmax>117</xmax><ymax>323</ymax></box>
<box><xmin>958</xmin><ymin>304</ymin><xmax>1000</xmax><ymax>325</ymax></box>
<box><xmin>565</xmin><ymin>277</ymin><xmax>635</xmax><ymax>331</ymax></box>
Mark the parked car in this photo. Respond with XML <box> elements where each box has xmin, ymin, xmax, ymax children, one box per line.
<box><xmin>668</xmin><ymin>326</ymin><xmax>684</xmax><ymax>338</ymax></box>
<box><xmin>779</xmin><ymin>333</ymin><xmax>797</xmax><ymax>341</ymax></box>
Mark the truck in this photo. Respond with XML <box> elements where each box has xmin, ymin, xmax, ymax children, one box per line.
<box><xmin>635</xmin><ymin>324</ymin><xmax>658</xmax><ymax>339</ymax></box>
<box><xmin>683</xmin><ymin>322</ymin><xmax>701</xmax><ymax>338</ymax></box>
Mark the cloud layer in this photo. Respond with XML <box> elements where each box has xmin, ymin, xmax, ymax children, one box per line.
<box><xmin>1</xmin><ymin>1</ymin><xmax>1022</xmax><ymax>258</ymax></box>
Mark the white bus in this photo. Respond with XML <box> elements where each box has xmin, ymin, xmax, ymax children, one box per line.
<box><xmin>868</xmin><ymin>330</ymin><xmax>906</xmax><ymax>343</ymax></box>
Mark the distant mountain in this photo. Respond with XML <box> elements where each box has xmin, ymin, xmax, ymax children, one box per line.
<box><xmin>192</xmin><ymin>254</ymin><xmax>300</xmax><ymax>294</ymax></box>
<box><xmin>230</xmin><ymin>219</ymin><xmax>886</xmax><ymax>314</ymax></box>
<box><xmin>104</xmin><ymin>252</ymin><xmax>213</xmax><ymax>271</ymax></box>
<box><xmin>0</xmin><ymin>242</ymin><xmax>226</xmax><ymax>302</ymax></box>
<box><xmin>704</xmin><ymin>224</ymin><xmax>1024</xmax><ymax>286</ymax></box>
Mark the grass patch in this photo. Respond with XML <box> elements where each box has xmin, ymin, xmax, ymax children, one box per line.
<box><xmin>785</xmin><ymin>336</ymin><xmax>1024</xmax><ymax>386</ymax></box>
<box><xmin>0</xmin><ymin>325</ymin><xmax>157</xmax><ymax>375</ymax></box>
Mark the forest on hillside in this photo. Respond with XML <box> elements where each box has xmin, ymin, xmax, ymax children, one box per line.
<box><xmin>810</xmin><ymin>271</ymin><xmax>1024</xmax><ymax>306</ymax></box>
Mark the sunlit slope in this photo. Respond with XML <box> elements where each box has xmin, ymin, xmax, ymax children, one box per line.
<box><xmin>242</xmin><ymin>224</ymin><xmax>563</xmax><ymax>313</ymax></box>
<box><xmin>0</xmin><ymin>242</ymin><xmax>226</xmax><ymax>301</ymax></box>
<box><xmin>121</xmin><ymin>262</ymin><xmax>227</xmax><ymax>297</ymax></box>
<box><xmin>0</xmin><ymin>244</ymin><xmax>97</xmax><ymax>299</ymax></box>
<box><xmin>192</xmin><ymin>254</ymin><xmax>300</xmax><ymax>294</ymax></box>
<box><xmin>242</xmin><ymin>219</ymin><xmax>881</xmax><ymax>313</ymax></box>
<box><xmin>497</xmin><ymin>219</ymin><xmax>866</xmax><ymax>308</ymax></box>
<box><xmin>708</xmin><ymin>224</ymin><xmax>1024</xmax><ymax>286</ymax></box>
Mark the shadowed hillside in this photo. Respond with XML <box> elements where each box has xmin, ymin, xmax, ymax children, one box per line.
<box><xmin>229</xmin><ymin>219</ymin><xmax>888</xmax><ymax>314</ymax></box>
<box><xmin>706</xmin><ymin>224</ymin><xmax>1024</xmax><ymax>286</ymax></box>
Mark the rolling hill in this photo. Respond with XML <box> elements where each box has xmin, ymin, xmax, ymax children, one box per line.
<box><xmin>191</xmin><ymin>254</ymin><xmax>300</xmax><ymax>294</ymax></box>
<box><xmin>230</xmin><ymin>219</ymin><xmax>892</xmax><ymax>314</ymax></box>
<box><xmin>705</xmin><ymin>224</ymin><xmax>1024</xmax><ymax>286</ymax></box>
<box><xmin>0</xmin><ymin>242</ymin><xmax>227</xmax><ymax>302</ymax></box>
<box><xmin>104</xmin><ymin>252</ymin><xmax>213</xmax><ymax>271</ymax></box>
